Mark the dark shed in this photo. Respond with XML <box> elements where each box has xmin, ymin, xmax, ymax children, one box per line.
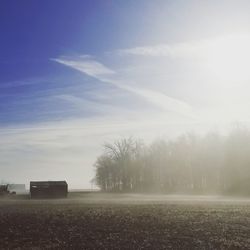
<box><xmin>30</xmin><ymin>181</ymin><xmax>68</xmax><ymax>198</ymax></box>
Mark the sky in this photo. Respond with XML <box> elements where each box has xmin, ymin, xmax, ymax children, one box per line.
<box><xmin>1</xmin><ymin>0</ymin><xmax>250</xmax><ymax>188</ymax></box>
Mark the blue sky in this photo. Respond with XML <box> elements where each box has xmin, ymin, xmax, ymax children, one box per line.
<box><xmin>1</xmin><ymin>0</ymin><xmax>250</xmax><ymax>188</ymax></box>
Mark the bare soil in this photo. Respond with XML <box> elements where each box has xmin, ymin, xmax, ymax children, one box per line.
<box><xmin>1</xmin><ymin>193</ymin><xmax>250</xmax><ymax>249</ymax></box>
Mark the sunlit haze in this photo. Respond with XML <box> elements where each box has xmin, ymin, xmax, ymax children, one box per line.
<box><xmin>1</xmin><ymin>1</ymin><xmax>250</xmax><ymax>188</ymax></box>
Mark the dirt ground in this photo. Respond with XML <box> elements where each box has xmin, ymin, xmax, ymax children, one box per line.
<box><xmin>1</xmin><ymin>193</ymin><xmax>250</xmax><ymax>249</ymax></box>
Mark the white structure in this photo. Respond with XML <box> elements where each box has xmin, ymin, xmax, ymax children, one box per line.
<box><xmin>7</xmin><ymin>184</ymin><xmax>26</xmax><ymax>194</ymax></box>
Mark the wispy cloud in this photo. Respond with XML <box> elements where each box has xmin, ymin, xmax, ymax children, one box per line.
<box><xmin>117</xmin><ymin>43</ymin><xmax>191</xmax><ymax>57</ymax></box>
<box><xmin>53</xmin><ymin>94</ymin><xmax>134</xmax><ymax>116</ymax></box>
<box><xmin>0</xmin><ymin>77</ymin><xmax>50</xmax><ymax>90</ymax></box>
<box><xmin>53</xmin><ymin>55</ymin><xmax>194</xmax><ymax>118</ymax></box>
<box><xmin>116</xmin><ymin>40</ymin><xmax>209</xmax><ymax>58</ymax></box>
<box><xmin>55</xmin><ymin>94</ymin><xmax>103</xmax><ymax>112</ymax></box>
<box><xmin>116</xmin><ymin>34</ymin><xmax>250</xmax><ymax>58</ymax></box>
<box><xmin>52</xmin><ymin>56</ymin><xmax>115</xmax><ymax>78</ymax></box>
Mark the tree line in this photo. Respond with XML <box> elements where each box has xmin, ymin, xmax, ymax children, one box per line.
<box><xmin>94</xmin><ymin>127</ymin><xmax>250</xmax><ymax>195</ymax></box>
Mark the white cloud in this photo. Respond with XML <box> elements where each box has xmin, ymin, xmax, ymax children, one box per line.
<box><xmin>116</xmin><ymin>39</ymin><xmax>212</xmax><ymax>58</ymax></box>
<box><xmin>117</xmin><ymin>33</ymin><xmax>250</xmax><ymax>61</ymax></box>
<box><xmin>117</xmin><ymin>43</ymin><xmax>193</xmax><ymax>57</ymax></box>
<box><xmin>53</xmin><ymin>55</ymin><xmax>195</xmax><ymax>119</ymax></box>
<box><xmin>53</xmin><ymin>94</ymin><xmax>141</xmax><ymax>117</ymax></box>
<box><xmin>52</xmin><ymin>56</ymin><xmax>115</xmax><ymax>78</ymax></box>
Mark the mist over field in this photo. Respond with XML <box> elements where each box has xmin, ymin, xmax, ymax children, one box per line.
<box><xmin>2</xmin><ymin>193</ymin><xmax>250</xmax><ymax>249</ymax></box>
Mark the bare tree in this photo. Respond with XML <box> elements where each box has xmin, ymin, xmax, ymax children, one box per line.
<box><xmin>94</xmin><ymin>128</ymin><xmax>250</xmax><ymax>195</ymax></box>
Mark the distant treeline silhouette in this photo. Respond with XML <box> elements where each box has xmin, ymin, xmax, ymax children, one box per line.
<box><xmin>94</xmin><ymin>127</ymin><xmax>250</xmax><ymax>195</ymax></box>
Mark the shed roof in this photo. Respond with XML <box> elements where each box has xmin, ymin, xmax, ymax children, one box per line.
<box><xmin>30</xmin><ymin>181</ymin><xmax>67</xmax><ymax>186</ymax></box>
